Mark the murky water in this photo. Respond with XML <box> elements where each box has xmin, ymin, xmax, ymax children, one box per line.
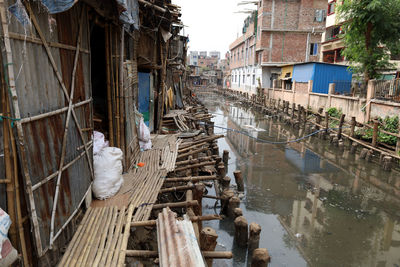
<box><xmin>198</xmin><ymin>92</ymin><xmax>400</xmax><ymax>267</ymax></box>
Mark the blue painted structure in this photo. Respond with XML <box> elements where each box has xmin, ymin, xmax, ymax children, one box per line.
<box><xmin>138</xmin><ymin>72</ymin><xmax>150</xmax><ymax>126</ymax></box>
<box><xmin>292</xmin><ymin>62</ymin><xmax>352</xmax><ymax>94</ymax></box>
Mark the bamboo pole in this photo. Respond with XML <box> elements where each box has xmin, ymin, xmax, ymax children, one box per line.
<box><xmin>176</xmin><ymin>147</ymin><xmax>209</xmax><ymax>160</ymax></box>
<box><xmin>151</xmin><ymin>200</ymin><xmax>198</xmax><ymax>210</ymax></box>
<box><xmin>117</xmin><ymin>204</ymin><xmax>135</xmax><ymax>266</ymax></box>
<box><xmin>130</xmin><ymin>214</ymin><xmax>222</xmax><ymax>227</ymax></box>
<box><xmin>115</xmin><ymin>29</ymin><xmax>121</xmax><ymax>149</ymax></box>
<box><xmin>105</xmin><ymin>25</ymin><xmax>114</xmax><ymax>146</ymax></box>
<box><xmin>0</xmin><ymin>0</ymin><xmax>44</xmax><ymax>255</ymax></box>
<box><xmin>160</xmin><ymin>184</ymin><xmax>196</xmax><ymax>193</ymax></box>
<box><xmin>2</xmin><ymin>68</ymin><xmax>17</xmax><ymax>246</ymax></box>
<box><xmin>174</xmin><ymin>161</ymin><xmax>216</xmax><ymax>172</ymax></box>
<box><xmin>164</xmin><ymin>175</ymin><xmax>218</xmax><ymax>183</ymax></box>
<box><xmin>125</xmin><ymin>250</ymin><xmax>232</xmax><ymax>259</ymax></box>
<box><xmin>50</xmin><ymin>10</ymin><xmax>84</xmax><ymax>246</ymax></box>
<box><xmin>20</xmin><ymin>98</ymin><xmax>91</xmax><ymax>124</ymax></box>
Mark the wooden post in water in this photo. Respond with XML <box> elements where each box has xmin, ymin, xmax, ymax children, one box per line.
<box><xmin>234</xmin><ymin>216</ymin><xmax>248</xmax><ymax>247</ymax></box>
<box><xmin>297</xmin><ymin>104</ymin><xmax>301</xmax><ymax>122</ymax></box>
<box><xmin>221</xmin><ymin>176</ymin><xmax>231</xmax><ymax>191</ymax></box>
<box><xmin>251</xmin><ymin>248</ymin><xmax>271</xmax><ymax>267</ymax></box>
<box><xmin>337</xmin><ymin>114</ymin><xmax>346</xmax><ymax>139</ymax></box>
<box><xmin>221</xmin><ymin>189</ymin><xmax>234</xmax><ymax>215</ymax></box>
<box><xmin>316</xmin><ymin>113</ymin><xmax>321</xmax><ymax>130</ymax></box>
<box><xmin>372</xmin><ymin>120</ymin><xmax>379</xmax><ymax>147</ymax></box>
<box><xmin>233</xmin><ymin>170</ymin><xmax>244</xmax><ymax>192</ymax></box>
<box><xmin>350</xmin><ymin>117</ymin><xmax>356</xmax><ymax>137</ymax></box>
<box><xmin>233</xmin><ymin>208</ymin><xmax>243</xmax><ymax>218</ymax></box>
<box><xmin>396</xmin><ymin>122</ymin><xmax>400</xmax><ymax>155</ymax></box>
<box><xmin>249</xmin><ymin>223</ymin><xmax>261</xmax><ymax>252</ymax></box>
<box><xmin>223</xmin><ymin>150</ymin><xmax>229</xmax><ymax>165</ymax></box>
<box><xmin>200</xmin><ymin>227</ymin><xmax>218</xmax><ymax>267</ymax></box>
<box><xmin>291</xmin><ymin>103</ymin><xmax>295</xmax><ymax>119</ymax></box>
<box><xmin>228</xmin><ymin>196</ymin><xmax>240</xmax><ymax>218</ymax></box>
<box><xmin>325</xmin><ymin>112</ymin><xmax>329</xmax><ymax>134</ymax></box>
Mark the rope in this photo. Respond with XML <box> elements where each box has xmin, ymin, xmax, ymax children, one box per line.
<box><xmin>199</xmin><ymin>121</ymin><xmax>350</xmax><ymax>145</ymax></box>
<box><xmin>0</xmin><ymin>115</ymin><xmax>21</xmax><ymax>127</ymax></box>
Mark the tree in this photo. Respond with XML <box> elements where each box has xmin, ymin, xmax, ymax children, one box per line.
<box><xmin>337</xmin><ymin>0</ymin><xmax>400</xmax><ymax>82</ymax></box>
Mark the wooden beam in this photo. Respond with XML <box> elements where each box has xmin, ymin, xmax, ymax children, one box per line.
<box><xmin>130</xmin><ymin>215</ymin><xmax>222</xmax><ymax>228</ymax></box>
<box><xmin>151</xmin><ymin>200</ymin><xmax>198</xmax><ymax>210</ymax></box>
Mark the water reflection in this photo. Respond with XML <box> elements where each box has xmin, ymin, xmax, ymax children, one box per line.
<box><xmin>198</xmin><ymin>93</ymin><xmax>400</xmax><ymax>267</ymax></box>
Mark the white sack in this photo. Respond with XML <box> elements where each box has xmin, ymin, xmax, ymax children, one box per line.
<box><xmin>138</xmin><ymin>118</ymin><xmax>150</xmax><ymax>142</ymax></box>
<box><xmin>93</xmin><ymin>131</ymin><xmax>109</xmax><ymax>155</ymax></box>
<box><xmin>93</xmin><ymin>147</ymin><xmax>123</xmax><ymax>200</ymax></box>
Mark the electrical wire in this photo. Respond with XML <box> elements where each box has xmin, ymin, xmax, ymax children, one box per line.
<box><xmin>199</xmin><ymin>121</ymin><xmax>350</xmax><ymax>145</ymax></box>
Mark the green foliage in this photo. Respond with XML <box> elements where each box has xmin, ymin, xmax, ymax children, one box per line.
<box><xmin>327</xmin><ymin>107</ymin><xmax>342</xmax><ymax>128</ymax></box>
<box><xmin>337</xmin><ymin>0</ymin><xmax>400</xmax><ymax>81</ymax></box>
<box><xmin>327</xmin><ymin>107</ymin><xmax>342</xmax><ymax>118</ymax></box>
<box><xmin>355</xmin><ymin>116</ymin><xmax>399</xmax><ymax>145</ymax></box>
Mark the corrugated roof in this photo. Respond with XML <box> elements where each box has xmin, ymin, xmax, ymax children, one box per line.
<box><xmin>157</xmin><ymin>208</ymin><xmax>205</xmax><ymax>267</ymax></box>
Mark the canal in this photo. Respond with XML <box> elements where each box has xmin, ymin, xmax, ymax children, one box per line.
<box><xmin>198</xmin><ymin>92</ymin><xmax>400</xmax><ymax>267</ymax></box>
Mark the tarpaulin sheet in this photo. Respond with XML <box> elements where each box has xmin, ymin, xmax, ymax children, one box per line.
<box><xmin>41</xmin><ymin>0</ymin><xmax>77</xmax><ymax>14</ymax></box>
<box><xmin>117</xmin><ymin>0</ymin><xmax>139</xmax><ymax>30</ymax></box>
<box><xmin>17</xmin><ymin>0</ymin><xmax>139</xmax><ymax>30</ymax></box>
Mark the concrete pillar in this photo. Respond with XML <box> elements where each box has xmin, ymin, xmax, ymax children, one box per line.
<box><xmin>328</xmin><ymin>83</ymin><xmax>335</xmax><ymax>109</ymax></box>
<box><xmin>366</xmin><ymin>80</ymin><xmax>376</xmax><ymax>122</ymax></box>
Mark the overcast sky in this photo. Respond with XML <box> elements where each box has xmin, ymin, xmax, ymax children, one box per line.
<box><xmin>173</xmin><ymin>0</ymin><xmax>256</xmax><ymax>59</ymax></box>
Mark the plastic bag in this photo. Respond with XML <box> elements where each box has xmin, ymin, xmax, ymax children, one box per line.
<box><xmin>93</xmin><ymin>131</ymin><xmax>109</xmax><ymax>155</ymax></box>
<box><xmin>138</xmin><ymin>117</ymin><xmax>150</xmax><ymax>142</ymax></box>
<box><xmin>93</xmin><ymin>147</ymin><xmax>123</xmax><ymax>200</ymax></box>
<box><xmin>139</xmin><ymin>140</ymin><xmax>152</xmax><ymax>151</ymax></box>
<box><xmin>0</xmin><ymin>208</ymin><xmax>17</xmax><ymax>264</ymax></box>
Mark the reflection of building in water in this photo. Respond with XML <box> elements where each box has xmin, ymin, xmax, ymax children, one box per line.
<box><xmin>281</xmin><ymin>140</ymin><xmax>400</xmax><ymax>266</ymax></box>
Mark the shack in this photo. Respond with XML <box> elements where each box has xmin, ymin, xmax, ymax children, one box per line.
<box><xmin>284</xmin><ymin>62</ymin><xmax>353</xmax><ymax>94</ymax></box>
<box><xmin>0</xmin><ymin>0</ymin><xmax>185</xmax><ymax>265</ymax></box>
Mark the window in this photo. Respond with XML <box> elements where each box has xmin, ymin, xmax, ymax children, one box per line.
<box><xmin>328</xmin><ymin>1</ymin><xmax>335</xmax><ymax>15</ymax></box>
<box><xmin>252</xmin><ymin>75</ymin><xmax>255</xmax><ymax>85</ymax></box>
<box><xmin>243</xmin><ymin>75</ymin><xmax>245</xmax><ymax>84</ymax></box>
<box><xmin>310</xmin><ymin>43</ymin><xmax>318</xmax><ymax>56</ymax></box>
<box><xmin>314</xmin><ymin>9</ymin><xmax>326</xmax><ymax>22</ymax></box>
<box><xmin>325</xmin><ymin>26</ymin><xmax>341</xmax><ymax>41</ymax></box>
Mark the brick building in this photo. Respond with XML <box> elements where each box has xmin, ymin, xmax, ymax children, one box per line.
<box><xmin>320</xmin><ymin>0</ymin><xmax>345</xmax><ymax>64</ymax></box>
<box><xmin>229</xmin><ymin>0</ymin><xmax>326</xmax><ymax>94</ymax></box>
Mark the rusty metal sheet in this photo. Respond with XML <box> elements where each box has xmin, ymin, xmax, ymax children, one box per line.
<box><xmin>156</xmin><ymin>208</ymin><xmax>205</xmax><ymax>267</ymax></box>
<box><xmin>5</xmin><ymin>0</ymin><xmax>92</xmax><ymax>256</ymax></box>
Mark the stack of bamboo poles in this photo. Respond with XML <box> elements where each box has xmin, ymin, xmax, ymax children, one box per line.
<box><xmin>58</xmin><ymin>205</ymin><xmax>134</xmax><ymax>267</ymax></box>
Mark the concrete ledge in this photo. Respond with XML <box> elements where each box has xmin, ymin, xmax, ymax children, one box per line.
<box><xmin>371</xmin><ymin>99</ymin><xmax>400</xmax><ymax>108</ymax></box>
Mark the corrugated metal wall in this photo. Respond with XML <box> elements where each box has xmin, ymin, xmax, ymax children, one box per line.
<box><xmin>292</xmin><ymin>63</ymin><xmax>315</xmax><ymax>82</ymax></box>
<box><xmin>4</xmin><ymin>1</ymin><xmax>92</xmax><ymax>256</ymax></box>
<box><xmin>312</xmin><ymin>63</ymin><xmax>352</xmax><ymax>94</ymax></box>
